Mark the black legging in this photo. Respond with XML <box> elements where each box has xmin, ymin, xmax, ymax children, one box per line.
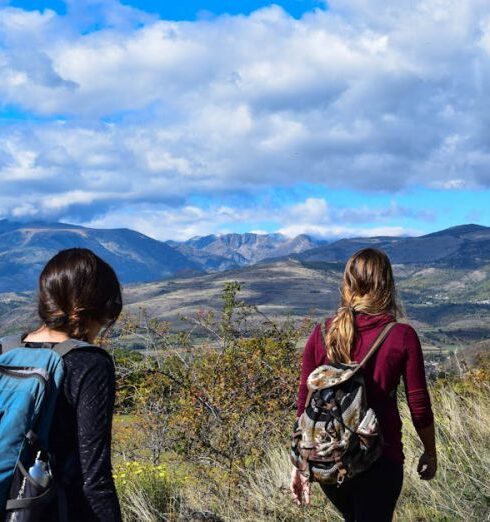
<box><xmin>321</xmin><ymin>455</ymin><xmax>404</xmax><ymax>522</ymax></box>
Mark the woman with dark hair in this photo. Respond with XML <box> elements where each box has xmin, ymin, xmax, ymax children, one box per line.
<box><xmin>18</xmin><ymin>248</ymin><xmax>122</xmax><ymax>521</ymax></box>
<box><xmin>290</xmin><ymin>248</ymin><xmax>437</xmax><ymax>521</ymax></box>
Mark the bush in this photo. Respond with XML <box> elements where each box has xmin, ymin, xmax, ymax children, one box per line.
<box><xmin>111</xmin><ymin>282</ymin><xmax>313</xmax><ymax>478</ymax></box>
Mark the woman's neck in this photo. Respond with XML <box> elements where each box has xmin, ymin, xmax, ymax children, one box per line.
<box><xmin>23</xmin><ymin>325</ymin><xmax>71</xmax><ymax>343</ymax></box>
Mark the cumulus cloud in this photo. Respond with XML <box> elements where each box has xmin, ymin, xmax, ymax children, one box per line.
<box><xmin>81</xmin><ymin>196</ymin><xmax>421</xmax><ymax>241</ymax></box>
<box><xmin>0</xmin><ymin>0</ymin><xmax>489</xmax><ymax>234</ymax></box>
<box><xmin>275</xmin><ymin>197</ymin><xmax>422</xmax><ymax>238</ymax></box>
<box><xmin>84</xmin><ymin>203</ymin><xmax>247</xmax><ymax>240</ymax></box>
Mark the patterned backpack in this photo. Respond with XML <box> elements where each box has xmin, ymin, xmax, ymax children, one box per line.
<box><xmin>291</xmin><ymin>321</ymin><xmax>396</xmax><ymax>486</ymax></box>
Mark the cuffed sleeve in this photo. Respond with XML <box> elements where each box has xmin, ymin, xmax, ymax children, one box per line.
<box><xmin>402</xmin><ymin>326</ymin><xmax>434</xmax><ymax>429</ymax></box>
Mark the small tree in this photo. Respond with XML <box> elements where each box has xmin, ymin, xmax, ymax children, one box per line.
<box><xmin>112</xmin><ymin>282</ymin><xmax>313</xmax><ymax>483</ymax></box>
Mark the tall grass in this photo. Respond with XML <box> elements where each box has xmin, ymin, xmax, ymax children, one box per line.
<box><xmin>172</xmin><ymin>380</ymin><xmax>489</xmax><ymax>521</ymax></box>
<box><xmin>114</xmin><ymin>461</ymin><xmax>183</xmax><ymax>521</ymax></box>
<box><xmin>394</xmin><ymin>380</ymin><xmax>490</xmax><ymax>521</ymax></box>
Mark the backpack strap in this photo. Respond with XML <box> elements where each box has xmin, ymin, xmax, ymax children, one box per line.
<box><xmin>51</xmin><ymin>339</ymin><xmax>99</xmax><ymax>357</ymax></box>
<box><xmin>357</xmin><ymin>322</ymin><xmax>397</xmax><ymax>369</ymax></box>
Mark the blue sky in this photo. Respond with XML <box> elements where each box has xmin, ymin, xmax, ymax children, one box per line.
<box><xmin>9</xmin><ymin>0</ymin><xmax>324</xmax><ymax>19</ymax></box>
<box><xmin>1</xmin><ymin>0</ymin><xmax>489</xmax><ymax>241</ymax></box>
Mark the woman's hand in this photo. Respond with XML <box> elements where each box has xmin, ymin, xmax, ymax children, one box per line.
<box><xmin>414</xmin><ymin>423</ymin><xmax>437</xmax><ymax>480</ymax></box>
<box><xmin>417</xmin><ymin>451</ymin><xmax>437</xmax><ymax>480</ymax></box>
<box><xmin>289</xmin><ymin>467</ymin><xmax>310</xmax><ymax>506</ymax></box>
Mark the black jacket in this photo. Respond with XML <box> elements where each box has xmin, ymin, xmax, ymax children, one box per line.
<box><xmin>25</xmin><ymin>341</ymin><xmax>122</xmax><ymax>522</ymax></box>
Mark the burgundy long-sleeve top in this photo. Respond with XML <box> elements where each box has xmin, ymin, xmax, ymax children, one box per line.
<box><xmin>296</xmin><ymin>313</ymin><xmax>434</xmax><ymax>465</ymax></box>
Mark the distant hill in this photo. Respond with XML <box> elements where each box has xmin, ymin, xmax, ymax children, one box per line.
<box><xmin>285</xmin><ymin>224</ymin><xmax>490</xmax><ymax>267</ymax></box>
<box><xmin>0</xmin><ymin>220</ymin><xmax>200</xmax><ymax>292</ymax></box>
<box><xmin>2</xmin><ymin>256</ymin><xmax>490</xmax><ymax>345</ymax></box>
<box><xmin>122</xmin><ymin>258</ymin><xmax>342</xmax><ymax>324</ymax></box>
<box><xmin>167</xmin><ymin>232</ymin><xmax>325</xmax><ymax>271</ymax></box>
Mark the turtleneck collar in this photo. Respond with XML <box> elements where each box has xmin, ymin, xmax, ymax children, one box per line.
<box><xmin>354</xmin><ymin>312</ymin><xmax>395</xmax><ymax>331</ymax></box>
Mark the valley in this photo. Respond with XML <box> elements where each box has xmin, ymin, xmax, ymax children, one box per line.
<box><xmin>1</xmin><ymin>222</ymin><xmax>490</xmax><ymax>359</ymax></box>
<box><xmin>2</xmin><ymin>257</ymin><xmax>490</xmax><ymax>356</ymax></box>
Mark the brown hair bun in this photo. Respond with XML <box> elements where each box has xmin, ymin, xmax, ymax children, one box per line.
<box><xmin>38</xmin><ymin>248</ymin><xmax>122</xmax><ymax>341</ymax></box>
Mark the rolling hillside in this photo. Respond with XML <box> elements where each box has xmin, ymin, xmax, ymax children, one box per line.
<box><xmin>4</xmin><ymin>257</ymin><xmax>489</xmax><ymax>347</ymax></box>
<box><xmin>289</xmin><ymin>224</ymin><xmax>490</xmax><ymax>267</ymax></box>
<box><xmin>0</xmin><ymin>220</ymin><xmax>201</xmax><ymax>292</ymax></box>
<box><xmin>2</xmin><ymin>223</ymin><xmax>490</xmax><ymax>347</ymax></box>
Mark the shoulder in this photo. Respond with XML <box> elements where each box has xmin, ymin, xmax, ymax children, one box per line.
<box><xmin>302</xmin><ymin>319</ymin><xmax>331</xmax><ymax>362</ymax></box>
<box><xmin>391</xmin><ymin>322</ymin><xmax>421</xmax><ymax>351</ymax></box>
<box><xmin>317</xmin><ymin>317</ymin><xmax>334</xmax><ymax>335</ymax></box>
<box><xmin>61</xmin><ymin>348</ymin><xmax>115</xmax><ymax>407</ymax></box>
<box><xmin>63</xmin><ymin>347</ymin><xmax>115</xmax><ymax>379</ymax></box>
<box><xmin>393</xmin><ymin>322</ymin><xmax>419</xmax><ymax>338</ymax></box>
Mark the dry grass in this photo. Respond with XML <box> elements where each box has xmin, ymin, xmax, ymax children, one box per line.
<box><xmin>181</xmin><ymin>448</ymin><xmax>368</xmax><ymax>521</ymax></box>
<box><xmin>117</xmin><ymin>379</ymin><xmax>489</xmax><ymax>521</ymax></box>
<box><xmin>394</xmin><ymin>381</ymin><xmax>490</xmax><ymax>521</ymax></box>
<box><xmin>179</xmin><ymin>380</ymin><xmax>490</xmax><ymax>522</ymax></box>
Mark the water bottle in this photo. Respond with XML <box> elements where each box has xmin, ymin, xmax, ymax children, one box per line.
<box><xmin>28</xmin><ymin>452</ymin><xmax>51</xmax><ymax>488</ymax></box>
<box><xmin>6</xmin><ymin>452</ymin><xmax>52</xmax><ymax>522</ymax></box>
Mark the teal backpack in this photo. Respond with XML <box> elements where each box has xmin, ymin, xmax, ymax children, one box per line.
<box><xmin>0</xmin><ymin>335</ymin><xmax>99</xmax><ymax>522</ymax></box>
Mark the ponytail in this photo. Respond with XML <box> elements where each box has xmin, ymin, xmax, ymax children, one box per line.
<box><xmin>326</xmin><ymin>305</ymin><xmax>356</xmax><ymax>363</ymax></box>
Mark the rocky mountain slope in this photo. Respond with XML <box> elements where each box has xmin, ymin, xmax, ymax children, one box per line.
<box><xmin>167</xmin><ymin>232</ymin><xmax>324</xmax><ymax>271</ymax></box>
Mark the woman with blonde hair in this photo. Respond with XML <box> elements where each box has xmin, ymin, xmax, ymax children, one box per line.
<box><xmin>290</xmin><ymin>248</ymin><xmax>436</xmax><ymax>521</ymax></box>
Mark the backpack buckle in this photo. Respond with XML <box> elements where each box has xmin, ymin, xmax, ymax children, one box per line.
<box><xmin>336</xmin><ymin>467</ymin><xmax>347</xmax><ymax>486</ymax></box>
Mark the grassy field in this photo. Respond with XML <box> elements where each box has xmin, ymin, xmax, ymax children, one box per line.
<box><xmin>113</xmin><ymin>375</ymin><xmax>490</xmax><ymax>522</ymax></box>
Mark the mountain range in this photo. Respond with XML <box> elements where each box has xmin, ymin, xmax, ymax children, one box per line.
<box><xmin>166</xmin><ymin>232</ymin><xmax>324</xmax><ymax>271</ymax></box>
<box><xmin>1</xmin><ymin>222</ymin><xmax>490</xmax><ymax>346</ymax></box>
<box><xmin>0</xmin><ymin>220</ymin><xmax>324</xmax><ymax>292</ymax></box>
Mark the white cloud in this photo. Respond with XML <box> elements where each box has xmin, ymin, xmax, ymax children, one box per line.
<box><xmin>277</xmin><ymin>223</ymin><xmax>415</xmax><ymax>239</ymax></box>
<box><xmin>0</xmin><ymin>0</ymin><xmax>489</xmax><ymax>230</ymax></box>
<box><xmin>287</xmin><ymin>198</ymin><xmax>330</xmax><ymax>222</ymax></box>
<box><xmin>83</xmin><ymin>204</ymin><xmax>247</xmax><ymax>241</ymax></box>
<box><xmin>80</xmin><ymin>196</ymin><xmax>421</xmax><ymax>241</ymax></box>
<box><xmin>276</xmin><ymin>197</ymin><xmax>422</xmax><ymax>239</ymax></box>
<box><xmin>430</xmin><ymin>179</ymin><xmax>467</xmax><ymax>190</ymax></box>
